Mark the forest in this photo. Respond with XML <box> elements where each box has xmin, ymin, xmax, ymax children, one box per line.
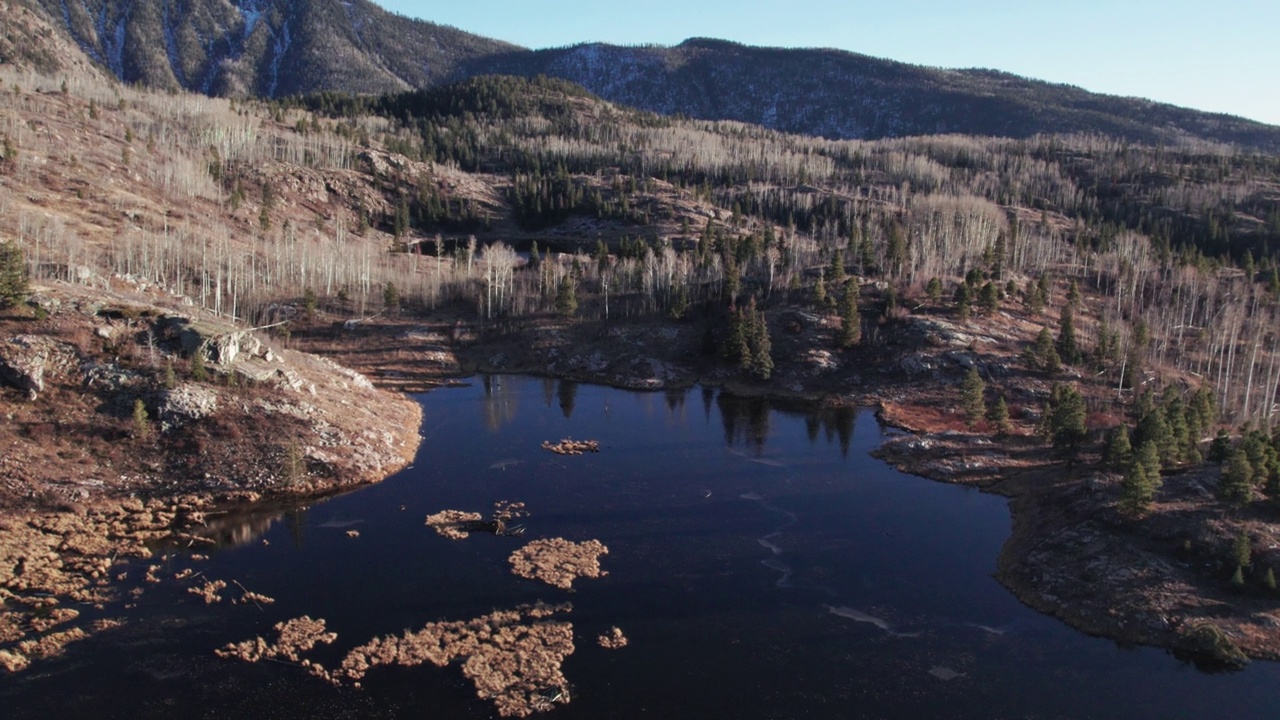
<box><xmin>3</xmin><ymin>70</ymin><xmax>1279</xmax><ymax>450</ymax></box>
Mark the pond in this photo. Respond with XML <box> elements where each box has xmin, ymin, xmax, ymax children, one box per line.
<box><xmin>6</xmin><ymin>376</ymin><xmax>1280</xmax><ymax>719</ymax></box>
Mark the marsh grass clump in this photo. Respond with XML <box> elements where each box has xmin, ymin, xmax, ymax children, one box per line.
<box><xmin>331</xmin><ymin>602</ymin><xmax>575</xmax><ymax>717</ymax></box>
<box><xmin>187</xmin><ymin>579</ymin><xmax>227</xmax><ymax>603</ymax></box>
<box><xmin>426</xmin><ymin>501</ymin><xmax>529</xmax><ymax>539</ymax></box>
<box><xmin>425</xmin><ymin>509</ymin><xmax>484</xmax><ymax>539</ymax></box>
<box><xmin>541</xmin><ymin>438</ymin><xmax>599</xmax><ymax>455</ymax></box>
<box><xmin>597</xmin><ymin>627</ymin><xmax>628</xmax><ymax>649</ymax></box>
<box><xmin>215</xmin><ymin>616</ymin><xmax>337</xmax><ymax>663</ymax></box>
<box><xmin>508</xmin><ymin>538</ymin><xmax>609</xmax><ymax>590</ymax></box>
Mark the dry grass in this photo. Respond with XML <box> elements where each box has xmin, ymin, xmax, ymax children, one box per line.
<box><xmin>425</xmin><ymin>510</ymin><xmax>484</xmax><ymax>540</ymax></box>
<box><xmin>329</xmin><ymin>602</ymin><xmax>575</xmax><ymax>717</ymax></box>
<box><xmin>541</xmin><ymin>438</ymin><xmax>599</xmax><ymax>455</ymax></box>
<box><xmin>215</xmin><ymin>616</ymin><xmax>337</xmax><ymax>663</ymax></box>
<box><xmin>508</xmin><ymin>538</ymin><xmax>609</xmax><ymax>590</ymax></box>
<box><xmin>597</xmin><ymin>627</ymin><xmax>628</xmax><ymax>649</ymax></box>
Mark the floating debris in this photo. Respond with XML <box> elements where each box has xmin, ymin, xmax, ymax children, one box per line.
<box><xmin>216</xmin><ymin>616</ymin><xmax>337</xmax><ymax>663</ymax></box>
<box><xmin>345</xmin><ymin>530</ymin><xmax>360</xmax><ymax>538</ymax></box>
<box><xmin>541</xmin><ymin>438</ymin><xmax>599</xmax><ymax>455</ymax></box>
<box><xmin>509</xmin><ymin>539</ymin><xmax>609</xmax><ymax>590</ymax></box>
<box><xmin>597</xmin><ymin>627</ymin><xmax>628</xmax><ymax>650</ymax></box>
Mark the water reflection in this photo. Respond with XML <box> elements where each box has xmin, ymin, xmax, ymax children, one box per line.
<box><xmin>557</xmin><ymin>380</ymin><xmax>578</xmax><ymax>418</ymax></box>
<box><xmin>196</xmin><ymin>508</ymin><xmax>289</xmax><ymax>549</ymax></box>
<box><xmin>482</xmin><ymin>375</ymin><xmax>520</xmax><ymax>430</ymax></box>
<box><xmin>715</xmin><ymin>392</ymin><xmax>857</xmax><ymax>456</ymax></box>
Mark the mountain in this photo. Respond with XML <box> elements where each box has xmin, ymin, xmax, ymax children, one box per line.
<box><xmin>9</xmin><ymin>0</ymin><xmax>1280</xmax><ymax>152</ymax></box>
<box><xmin>463</xmin><ymin>39</ymin><xmax>1280</xmax><ymax>152</ymax></box>
<box><xmin>19</xmin><ymin>0</ymin><xmax>514</xmax><ymax>96</ymax></box>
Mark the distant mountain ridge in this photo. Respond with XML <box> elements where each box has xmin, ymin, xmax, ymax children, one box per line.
<box><xmin>8</xmin><ymin>0</ymin><xmax>1280</xmax><ymax>152</ymax></box>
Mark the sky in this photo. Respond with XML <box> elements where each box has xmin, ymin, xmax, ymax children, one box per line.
<box><xmin>376</xmin><ymin>0</ymin><xmax>1280</xmax><ymax>126</ymax></box>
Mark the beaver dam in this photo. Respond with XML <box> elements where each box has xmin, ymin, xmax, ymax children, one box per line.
<box><xmin>5</xmin><ymin>376</ymin><xmax>1280</xmax><ymax>719</ymax></box>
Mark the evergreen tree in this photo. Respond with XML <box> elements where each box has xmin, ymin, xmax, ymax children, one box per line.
<box><xmin>838</xmin><ymin>285</ymin><xmax>861</xmax><ymax>348</ymax></box>
<box><xmin>979</xmin><ymin>281</ymin><xmax>1000</xmax><ymax>314</ymax></box>
<box><xmin>1056</xmin><ymin>305</ymin><xmax>1081</xmax><ymax>365</ymax></box>
<box><xmin>163</xmin><ymin>359</ymin><xmax>176</xmax><ymax>389</ymax></box>
<box><xmin>1025</xmin><ymin>278</ymin><xmax>1043</xmax><ymax>315</ymax></box>
<box><xmin>1136</xmin><ymin>438</ymin><xmax>1162</xmax><ymax>482</ymax></box>
<box><xmin>1208</xmin><ymin>429</ymin><xmax>1232</xmax><ymax>463</ymax></box>
<box><xmin>1047</xmin><ymin>384</ymin><xmax>1088</xmax><ymax>461</ymax></box>
<box><xmin>813</xmin><ymin>273</ymin><xmax>828</xmax><ymax>309</ymax></box>
<box><xmin>1025</xmin><ymin>327</ymin><xmax>1061</xmax><ymax>374</ymax></box>
<box><xmin>988</xmin><ymin>395</ymin><xmax>1012</xmax><ymax>435</ymax></box>
<box><xmin>1104</xmin><ymin>425</ymin><xmax>1133</xmax><ymax>472</ymax></box>
<box><xmin>132</xmin><ymin>398</ymin><xmax>151</xmax><ymax>439</ymax></box>
<box><xmin>1121</xmin><ymin>443</ymin><xmax>1162</xmax><ymax>515</ymax></box>
<box><xmin>1220</xmin><ymin>448</ymin><xmax>1254</xmax><ymax>506</ymax></box>
<box><xmin>828</xmin><ymin>249</ymin><xmax>846</xmax><ymax>286</ymax></box>
<box><xmin>0</xmin><ymin>241</ymin><xmax>28</xmax><ymax>308</ymax></box>
<box><xmin>960</xmin><ymin>366</ymin><xmax>986</xmax><ymax>428</ymax></box>
<box><xmin>1066</xmin><ymin>279</ymin><xmax>1082</xmax><ymax>309</ymax></box>
<box><xmin>383</xmin><ymin>281</ymin><xmax>400</xmax><ymax>313</ymax></box>
<box><xmin>555</xmin><ymin>275</ymin><xmax>578</xmax><ymax>317</ymax></box>
<box><xmin>925</xmin><ymin>277</ymin><xmax>943</xmax><ymax>304</ymax></box>
<box><xmin>190</xmin><ymin>348</ymin><xmax>208</xmax><ymax>382</ymax></box>
<box><xmin>746</xmin><ymin>298</ymin><xmax>774</xmax><ymax>381</ymax></box>
<box><xmin>1266</xmin><ymin>567</ymin><xmax>1277</xmax><ymax>592</ymax></box>
<box><xmin>955</xmin><ymin>282</ymin><xmax>972</xmax><ymax>321</ymax></box>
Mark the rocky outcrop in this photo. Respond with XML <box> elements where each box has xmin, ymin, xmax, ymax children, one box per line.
<box><xmin>157</xmin><ymin>384</ymin><xmax>219</xmax><ymax>430</ymax></box>
<box><xmin>0</xmin><ymin>335</ymin><xmax>78</xmax><ymax>399</ymax></box>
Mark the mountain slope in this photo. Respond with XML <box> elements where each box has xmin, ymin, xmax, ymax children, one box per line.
<box><xmin>11</xmin><ymin>0</ymin><xmax>1280</xmax><ymax>152</ymax></box>
<box><xmin>462</xmin><ymin>39</ymin><xmax>1280</xmax><ymax>151</ymax></box>
<box><xmin>23</xmin><ymin>0</ymin><xmax>515</xmax><ymax>96</ymax></box>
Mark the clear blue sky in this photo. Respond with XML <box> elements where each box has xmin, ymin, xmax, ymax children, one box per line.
<box><xmin>377</xmin><ymin>0</ymin><xmax>1279</xmax><ymax>126</ymax></box>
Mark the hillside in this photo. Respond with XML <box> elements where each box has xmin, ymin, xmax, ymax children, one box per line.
<box><xmin>2</xmin><ymin>34</ymin><xmax>1280</xmax><ymax>680</ymax></box>
<box><xmin>10</xmin><ymin>0</ymin><xmax>1280</xmax><ymax>152</ymax></box>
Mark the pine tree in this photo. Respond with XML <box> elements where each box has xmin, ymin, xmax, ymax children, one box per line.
<box><xmin>955</xmin><ymin>282</ymin><xmax>972</xmax><ymax>321</ymax></box>
<box><xmin>837</xmin><ymin>285</ymin><xmax>861</xmax><ymax>348</ymax></box>
<box><xmin>1119</xmin><ymin>454</ymin><xmax>1156</xmax><ymax>516</ymax></box>
<box><xmin>926</xmin><ymin>277</ymin><xmax>943</xmax><ymax>304</ymax></box>
<box><xmin>960</xmin><ymin>366</ymin><xmax>986</xmax><ymax>428</ymax></box>
<box><xmin>813</xmin><ymin>273</ymin><xmax>828</xmax><ymax>308</ymax></box>
<box><xmin>190</xmin><ymin>348</ymin><xmax>208</xmax><ymax>382</ymax></box>
<box><xmin>132</xmin><ymin>399</ymin><xmax>151</xmax><ymax>440</ymax></box>
<box><xmin>1047</xmin><ymin>384</ymin><xmax>1088</xmax><ymax>461</ymax></box>
<box><xmin>383</xmin><ymin>281</ymin><xmax>400</xmax><ymax>313</ymax></box>
<box><xmin>829</xmin><ymin>249</ymin><xmax>846</xmax><ymax>286</ymax></box>
<box><xmin>163</xmin><ymin>359</ymin><xmax>176</xmax><ymax>389</ymax></box>
<box><xmin>1220</xmin><ymin>448</ymin><xmax>1254</xmax><ymax>506</ymax></box>
<box><xmin>1104</xmin><ymin>425</ymin><xmax>1133</xmax><ymax>471</ymax></box>
<box><xmin>1056</xmin><ymin>305</ymin><xmax>1081</xmax><ymax>365</ymax></box>
<box><xmin>1025</xmin><ymin>327</ymin><xmax>1061</xmax><ymax>374</ymax></box>
<box><xmin>979</xmin><ymin>281</ymin><xmax>1000</xmax><ymax>314</ymax></box>
<box><xmin>988</xmin><ymin>395</ymin><xmax>1012</xmax><ymax>435</ymax></box>
<box><xmin>0</xmin><ymin>241</ymin><xmax>28</xmax><ymax>308</ymax></box>
<box><xmin>554</xmin><ymin>275</ymin><xmax>578</xmax><ymax>317</ymax></box>
<box><xmin>746</xmin><ymin>298</ymin><xmax>773</xmax><ymax>381</ymax></box>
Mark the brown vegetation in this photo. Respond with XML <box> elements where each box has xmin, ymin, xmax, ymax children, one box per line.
<box><xmin>508</xmin><ymin>539</ymin><xmax>609</xmax><ymax>590</ymax></box>
<box><xmin>215</xmin><ymin>616</ymin><xmax>338</xmax><ymax>663</ymax></box>
<box><xmin>326</xmin><ymin>602</ymin><xmax>575</xmax><ymax>717</ymax></box>
<box><xmin>597</xmin><ymin>627</ymin><xmax>628</xmax><ymax>650</ymax></box>
<box><xmin>541</xmin><ymin>438</ymin><xmax>600</xmax><ymax>455</ymax></box>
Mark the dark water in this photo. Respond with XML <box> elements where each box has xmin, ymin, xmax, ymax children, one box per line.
<box><xmin>7</xmin><ymin>376</ymin><xmax>1280</xmax><ymax>719</ymax></box>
